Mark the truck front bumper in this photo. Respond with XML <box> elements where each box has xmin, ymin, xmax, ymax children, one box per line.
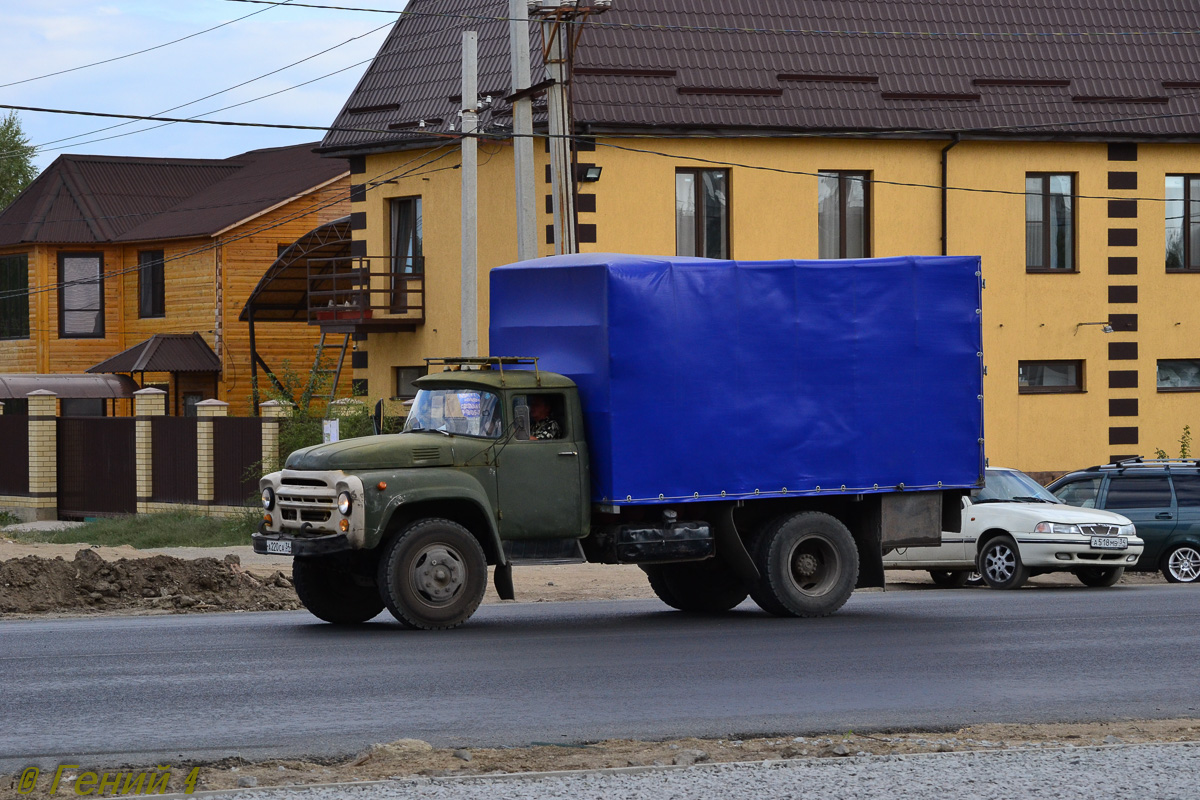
<box><xmin>252</xmin><ymin>530</ymin><xmax>353</xmax><ymax>557</ymax></box>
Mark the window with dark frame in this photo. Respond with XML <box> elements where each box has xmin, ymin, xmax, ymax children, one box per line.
<box><xmin>1157</xmin><ymin>359</ymin><xmax>1200</xmax><ymax>391</ymax></box>
<box><xmin>390</xmin><ymin>197</ymin><xmax>423</xmax><ymax>313</ymax></box>
<box><xmin>395</xmin><ymin>365</ymin><xmax>427</xmax><ymax>400</ymax></box>
<box><xmin>138</xmin><ymin>250</ymin><xmax>165</xmax><ymax>319</ymax></box>
<box><xmin>818</xmin><ymin>171</ymin><xmax>871</xmax><ymax>259</ymax></box>
<box><xmin>1018</xmin><ymin>359</ymin><xmax>1084</xmax><ymax>393</ymax></box>
<box><xmin>0</xmin><ymin>253</ymin><xmax>29</xmax><ymax>340</ymax></box>
<box><xmin>58</xmin><ymin>251</ymin><xmax>105</xmax><ymax>338</ymax></box>
<box><xmin>1026</xmin><ymin>173</ymin><xmax>1075</xmax><ymax>271</ymax></box>
<box><xmin>1165</xmin><ymin>175</ymin><xmax>1200</xmax><ymax>271</ymax></box>
<box><xmin>675</xmin><ymin>169</ymin><xmax>729</xmax><ymax>259</ymax></box>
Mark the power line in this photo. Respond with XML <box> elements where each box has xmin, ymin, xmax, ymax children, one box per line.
<box><xmin>0</xmin><ymin>1</ymin><xmax>298</xmax><ymax>90</ymax></box>
<box><xmin>11</xmin><ymin>18</ymin><xmax>396</xmax><ymax>158</ymax></box>
<box><xmin>225</xmin><ymin>0</ymin><xmax>1200</xmax><ymax>40</ymax></box>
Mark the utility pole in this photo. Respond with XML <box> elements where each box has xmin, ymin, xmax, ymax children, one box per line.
<box><xmin>461</xmin><ymin>31</ymin><xmax>479</xmax><ymax>357</ymax></box>
<box><xmin>541</xmin><ymin>17</ymin><xmax>576</xmax><ymax>255</ymax></box>
<box><xmin>508</xmin><ymin>0</ymin><xmax>537</xmax><ymax>261</ymax></box>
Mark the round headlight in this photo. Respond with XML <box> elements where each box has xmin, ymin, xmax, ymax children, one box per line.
<box><xmin>337</xmin><ymin>491</ymin><xmax>352</xmax><ymax>516</ymax></box>
<box><xmin>261</xmin><ymin>487</ymin><xmax>275</xmax><ymax>511</ymax></box>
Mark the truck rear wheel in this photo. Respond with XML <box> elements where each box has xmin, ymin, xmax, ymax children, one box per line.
<box><xmin>377</xmin><ymin>518</ymin><xmax>487</xmax><ymax>630</ymax></box>
<box><xmin>748</xmin><ymin>512</ymin><xmax>858</xmax><ymax>617</ymax></box>
<box><xmin>293</xmin><ymin>556</ymin><xmax>384</xmax><ymax>625</ymax></box>
<box><xmin>643</xmin><ymin>561</ymin><xmax>748</xmax><ymax>612</ymax></box>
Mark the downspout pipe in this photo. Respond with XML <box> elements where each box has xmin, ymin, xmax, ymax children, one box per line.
<box><xmin>941</xmin><ymin>134</ymin><xmax>961</xmax><ymax>256</ymax></box>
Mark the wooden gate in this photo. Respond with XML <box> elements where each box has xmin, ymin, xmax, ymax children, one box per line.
<box><xmin>213</xmin><ymin>417</ymin><xmax>263</xmax><ymax>506</ymax></box>
<box><xmin>57</xmin><ymin>417</ymin><xmax>136</xmax><ymax>519</ymax></box>
<box><xmin>0</xmin><ymin>416</ymin><xmax>28</xmax><ymax>495</ymax></box>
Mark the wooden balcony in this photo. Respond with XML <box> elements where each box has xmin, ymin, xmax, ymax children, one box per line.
<box><xmin>307</xmin><ymin>256</ymin><xmax>425</xmax><ymax>333</ymax></box>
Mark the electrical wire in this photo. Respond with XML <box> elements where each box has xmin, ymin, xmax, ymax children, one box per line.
<box><xmin>0</xmin><ymin>1</ymin><xmax>298</xmax><ymax>90</ymax></box>
<box><xmin>224</xmin><ymin>0</ymin><xmax>1200</xmax><ymax>41</ymax></box>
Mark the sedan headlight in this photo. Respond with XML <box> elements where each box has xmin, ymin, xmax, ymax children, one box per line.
<box><xmin>1119</xmin><ymin>523</ymin><xmax>1137</xmax><ymax>537</ymax></box>
<box><xmin>1034</xmin><ymin>522</ymin><xmax>1082</xmax><ymax>535</ymax></box>
<box><xmin>261</xmin><ymin>487</ymin><xmax>275</xmax><ymax>511</ymax></box>
<box><xmin>337</xmin><ymin>491</ymin><xmax>352</xmax><ymax>516</ymax></box>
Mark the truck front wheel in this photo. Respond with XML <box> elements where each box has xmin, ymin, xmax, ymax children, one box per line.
<box><xmin>749</xmin><ymin>512</ymin><xmax>859</xmax><ymax>617</ymax></box>
<box><xmin>643</xmin><ymin>560</ymin><xmax>748</xmax><ymax>612</ymax></box>
<box><xmin>293</xmin><ymin>556</ymin><xmax>385</xmax><ymax>625</ymax></box>
<box><xmin>377</xmin><ymin>518</ymin><xmax>488</xmax><ymax>630</ymax></box>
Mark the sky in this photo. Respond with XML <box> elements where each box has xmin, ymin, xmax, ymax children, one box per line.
<box><xmin>3</xmin><ymin>0</ymin><xmax>402</xmax><ymax>172</ymax></box>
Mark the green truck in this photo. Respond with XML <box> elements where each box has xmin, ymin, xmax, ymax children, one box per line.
<box><xmin>253</xmin><ymin>254</ymin><xmax>984</xmax><ymax>628</ymax></box>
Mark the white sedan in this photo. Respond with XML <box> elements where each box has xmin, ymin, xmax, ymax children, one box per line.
<box><xmin>884</xmin><ymin>467</ymin><xmax>1144</xmax><ymax>589</ymax></box>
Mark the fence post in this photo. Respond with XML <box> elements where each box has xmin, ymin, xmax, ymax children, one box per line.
<box><xmin>26</xmin><ymin>390</ymin><xmax>57</xmax><ymax>521</ymax></box>
<box><xmin>195</xmin><ymin>400</ymin><xmax>229</xmax><ymax>505</ymax></box>
<box><xmin>259</xmin><ymin>400</ymin><xmax>292</xmax><ymax>475</ymax></box>
<box><xmin>134</xmin><ymin>388</ymin><xmax>166</xmax><ymax>515</ymax></box>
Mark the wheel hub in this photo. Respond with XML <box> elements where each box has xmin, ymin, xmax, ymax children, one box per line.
<box><xmin>1169</xmin><ymin>547</ymin><xmax>1200</xmax><ymax>581</ymax></box>
<box><xmin>787</xmin><ymin>537</ymin><xmax>838</xmax><ymax>595</ymax></box>
<box><xmin>983</xmin><ymin>545</ymin><xmax>1015</xmax><ymax>582</ymax></box>
<box><xmin>412</xmin><ymin>545</ymin><xmax>465</xmax><ymax>603</ymax></box>
<box><xmin>793</xmin><ymin>553</ymin><xmax>819</xmax><ymax>577</ymax></box>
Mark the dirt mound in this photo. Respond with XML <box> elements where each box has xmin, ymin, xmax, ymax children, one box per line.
<box><xmin>0</xmin><ymin>549</ymin><xmax>301</xmax><ymax>616</ymax></box>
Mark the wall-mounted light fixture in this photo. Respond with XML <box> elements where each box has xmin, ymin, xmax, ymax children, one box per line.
<box><xmin>1075</xmin><ymin>321</ymin><xmax>1113</xmax><ymax>334</ymax></box>
<box><xmin>577</xmin><ymin>165</ymin><xmax>602</xmax><ymax>182</ymax></box>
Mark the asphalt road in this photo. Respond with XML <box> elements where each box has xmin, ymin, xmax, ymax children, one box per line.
<box><xmin>3</xmin><ymin>584</ymin><xmax>1199</xmax><ymax>771</ymax></box>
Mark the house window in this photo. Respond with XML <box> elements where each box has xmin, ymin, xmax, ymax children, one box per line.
<box><xmin>675</xmin><ymin>169</ymin><xmax>729</xmax><ymax>259</ymax></box>
<box><xmin>58</xmin><ymin>252</ymin><xmax>105</xmax><ymax>338</ymax></box>
<box><xmin>1026</xmin><ymin>173</ymin><xmax>1075</xmax><ymax>271</ymax></box>
<box><xmin>0</xmin><ymin>253</ymin><xmax>29</xmax><ymax>340</ymax></box>
<box><xmin>1165</xmin><ymin>176</ymin><xmax>1200</xmax><ymax>271</ymax></box>
<box><xmin>138</xmin><ymin>250</ymin><xmax>165</xmax><ymax>318</ymax></box>
<box><xmin>390</xmin><ymin>197</ymin><xmax>423</xmax><ymax>313</ymax></box>
<box><xmin>395</xmin><ymin>365</ymin><xmax>427</xmax><ymax>400</ymax></box>
<box><xmin>1018</xmin><ymin>360</ymin><xmax>1083</xmax><ymax>393</ymax></box>
<box><xmin>1157</xmin><ymin>359</ymin><xmax>1200</xmax><ymax>391</ymax></box>
<box><xmin>818</xmin><ymin>171</ymin><xmax>870</xmax><ymax>259</ymax></box>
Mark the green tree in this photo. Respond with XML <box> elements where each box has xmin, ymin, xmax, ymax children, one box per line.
<box><xmin>0</xmin><ymin>112</ymin><xmax>38</xmax><ymax>210</ymax></box>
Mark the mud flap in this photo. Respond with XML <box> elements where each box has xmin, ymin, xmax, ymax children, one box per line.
<box><xmin>714</xmin><ymin>506</ymin><xmax>760</xmax><ymax>585</ymax></box>
<box><xmin>493</xmin><ymin>562</ymin><xmax>515</xmax><ymax>600</ymax></box>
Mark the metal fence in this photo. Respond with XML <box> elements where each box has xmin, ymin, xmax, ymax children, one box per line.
<box><xmin>0</xmin><ymin>416</ymin><xmax>28</xmax><ymax>495</ymax></box>
<box><xmin>151</xmin><ymin>417</ymin><xmax>199</xmax><ymax>504</ymax></box>
<box><xmin>213</xmin><ymin>417</ymin><xmax>263</xmax><ymax>506</ymax></box>
<box><xmin>57</xmin><ymin>417</ymin><xmax>136</xmax><ymax>519</ymax></box>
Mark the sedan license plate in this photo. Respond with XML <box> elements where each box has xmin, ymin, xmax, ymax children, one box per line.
<box><xmin>1090</xmin><ymin>536</ymin><xmax>1127</xmax><ymax>551</ymax></box>
<box><xmin>265</xmin><ymin>539</ymin><xmax>293</xmax><ymax>555</ymax></box>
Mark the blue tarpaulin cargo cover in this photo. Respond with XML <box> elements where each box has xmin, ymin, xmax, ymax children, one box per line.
<box><xmin>490</xmin><ymin>253</ymin><xmax>984</xmax><ymax>505</ymax></box>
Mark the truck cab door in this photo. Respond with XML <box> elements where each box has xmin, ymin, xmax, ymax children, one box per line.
<box><xmin>496</xmin><ymin>392</ymin><xmax>584</xmax><ymax>539</ymax></box>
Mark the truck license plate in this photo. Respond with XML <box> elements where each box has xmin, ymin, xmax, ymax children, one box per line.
<box><xmin>1090</xmin><ymin>536</ymin><xmax>1127</xmax><ymax>550</ymax></box>
<box><xmin>266</xmin><ymin>539</ymin><xmax>293</xmax><ymax>555</ymax></box>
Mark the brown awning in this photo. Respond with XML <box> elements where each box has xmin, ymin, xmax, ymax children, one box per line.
<box><xmin>86</xmin><ymin>332</ymin><xmax>221</xmax><ymax>374</ymax></box>
<box><xmin>0</xmin><ymin>373</ymin><xmax>140</xmax><ymax>399</ymax></box>
<box><xmin>240</xmin><ymin>215</ymin><xmax>352</xmax><ymax>323</ymax></box>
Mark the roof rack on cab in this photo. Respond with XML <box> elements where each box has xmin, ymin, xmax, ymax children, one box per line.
<box><xmin>1098</xmin><ymin>456</ymin><xmax>1200</xmax><ymax>472</ymax></box>
<box><xmin>424</xmin><ymin>356</ymin><xmax>540</xmax><ymax>385</ymax></box>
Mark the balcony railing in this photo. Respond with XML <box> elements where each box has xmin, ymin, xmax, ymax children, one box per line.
<box><xmin>307</xmin><ymin>256</ymin><xmax>425</xmax><ymax>328</ymax></box>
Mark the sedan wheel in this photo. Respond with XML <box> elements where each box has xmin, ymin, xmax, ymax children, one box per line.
<box><xmin>979</xmin><ymin>535</ymin><xmax>1029</xmax><ymax>590</ymax></box>
<box><xmin>929</xmin><ymin>570</ymin><xmax>970</xmax><ymax>588</ymax></box>
<box><xmin>1075</xmin><ymin>566</ymin><xmax>1124</xmax><ymax>588</ymax></box>
<box><xmin>1163</xmin><ymin>545</ymin><xmax>1200</xmax><ymax>583</ymax></box>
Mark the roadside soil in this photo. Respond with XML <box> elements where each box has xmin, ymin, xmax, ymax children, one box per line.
<box><xmin>0</xmin><ymin>534</ymin><xmax>1183</xmax><ymax>797</ymax></box>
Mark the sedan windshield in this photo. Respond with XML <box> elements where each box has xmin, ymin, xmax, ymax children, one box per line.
<box><xmin>404</xmin><ymin>388</ymin><xmax>502</xmax><ymax>438</ymax></box>
<box><xmin>974</xmin><ymin>469</ymin><xmax>1061</xmax><ymax>504</ymax></box>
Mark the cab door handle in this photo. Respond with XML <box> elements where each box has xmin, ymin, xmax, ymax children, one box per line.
<box><xmin>1156</xmin><ymin>512</ymin><xmax>1173</xmax><ymax>520</ymax></box>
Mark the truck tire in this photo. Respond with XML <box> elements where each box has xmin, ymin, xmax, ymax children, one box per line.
<box><xmin>377</xmin><ymin>518</ymin><xmax>488</xmax><ymax>630</ymax></box>
<box><xmin>748</xmin><ymin>512</ymin><xmax>859</xmax><ymax>618</ymax></box>
<box><xmin>642</xmin><ymin>561</ymin><xmax>748</xmax><ymax>612</ymax></box>
<box><xmin>293</xmin><ymin>556</ymin><xmax>385</xmax><ymax>625</ymax></box>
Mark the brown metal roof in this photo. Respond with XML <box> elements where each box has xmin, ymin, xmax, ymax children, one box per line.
<box><xmin>86</xmin><ymin>333</ymin><xmax>221</xmax><ymax>375</ymax></box>
<box><xmin>320</xmin><ymin>0</ymin><xmax>1200</xmax><ymax>154</ymax></box>
<box><xmin>0</xmin><ymin>373</ymin><xmax>140</xmax><ymax>400</ymax></box>
<box><xmin>0</xmin><ymin>143</ymin><xmax>347</xmax><ymax>246</ymax></box>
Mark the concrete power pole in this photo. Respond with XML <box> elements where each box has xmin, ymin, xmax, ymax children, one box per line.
<box><xmin>461</xmin><ymin>31</ymin><xmax>479</xmax><ymax>358</ymax></box>
<box><xmin>508</xmin><ymin>0</ymin><xmax>537</xmax><ymax>261</ymax></box>
<box><xmin>541</xmin><ymin>18</ymin><xmax>577</xmax><ymax>255</ymax></box>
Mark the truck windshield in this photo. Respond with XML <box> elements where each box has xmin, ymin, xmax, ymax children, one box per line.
<box><xmin>404</xmin><ymin>388</ymin><xmax>502</xmax><ymax>438</ymax></box>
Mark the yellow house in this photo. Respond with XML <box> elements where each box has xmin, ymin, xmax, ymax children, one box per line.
<box><xmin>0</xmin><ymin>143</ymin><xmax>351</xmax><ymax>416</ymax></box>
<box><xmin>311</xmin><ymin>0</ymin><xmax>1200</xmax><ymax>479</ymax></box>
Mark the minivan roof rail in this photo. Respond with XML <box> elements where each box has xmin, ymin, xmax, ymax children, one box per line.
<box><xmin>1098</xmin><ymin>456</ymin><xmax>1200</xmax><ymax>471</ymax></box>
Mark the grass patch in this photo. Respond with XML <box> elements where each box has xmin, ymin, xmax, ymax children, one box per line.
<box><xmin>6</xmin><ymin>509</ymin><xmax>261</xmax><ymax>550</ymax></box>
<box><xmin>0</xmin><ymin>511</ymin><xmax>21</xmax><ymax>527</ymax></box>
